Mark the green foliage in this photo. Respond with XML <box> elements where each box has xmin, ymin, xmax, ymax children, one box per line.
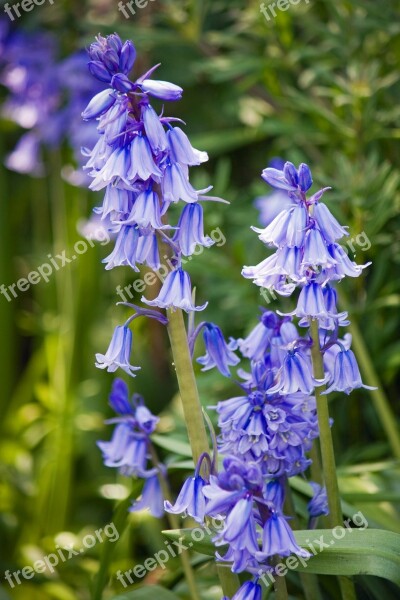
<box><xmin>1</xmin><ymin>0</ymin><xmax>399</xmax><ymax>598</ymax></box>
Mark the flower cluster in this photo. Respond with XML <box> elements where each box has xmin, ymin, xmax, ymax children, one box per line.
<box><xmin>97</xmin><ymin>378</ymin><xmax>165</xmax><ymax>518</ymax></box>
<box><xmin>82</xmin><ymin>34</ymin><xmax>216</xmax><ymax>335</ymax></box>
<box><xmin>165</xmin><ymin>162</ymin><xmax>371</xmax><ymax>599</ymax></box>
<box><xmin>243</xmin><ymin>161</ymin><xmax>372</xmax><ymax>397</ymax></box>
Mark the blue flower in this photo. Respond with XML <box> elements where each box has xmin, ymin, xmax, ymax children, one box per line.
<box><xmin>197</xmin><ymin>323</ymin><xmax>239</xmax><ymax>377</ymax></box>
<box><xmin>142</xmin><ymin>104</ymin><xmax>168</xmax><ymax>153</ymax></box>
<box><xmin>142</xmin><ymin>268</ymin><xmax>207</xmax><ymax>312</ymax></box>
<box><xmin>313</xmin><ymin>202</ymin><xmax>349</xmax><ymax>244</ymax></box>
<box><xmin>121</xmin><ymin>188</ymin><xmax>165</xmax><ymax>229</ymax></box>
<box><xmin>308</xmin><ymin>482</ymin><xmax>329</xmax><ymax>519</ymax></box>
<box><xmin>165</xmin><ymin>472</ymin><xmax>207</xmax><ymax>523</ymax></box>
<box><xmin>268</xmin><ymin>348</ymin><xmax>316</xmax><ymax>395</ymax></box>
<box><xmin>130</xmin><ymin>473</ymin><xmax>164</xmax><ymax>518</ymax></box>
<box><xmin>102</xmin><ymin>226</ymin><xmax>140</xmax><ymax>271</ymax></box>
<box><xmin>140</xmin><ymin>79</ymin><xmax>183</xmax><ymax>101</ymax></box>
<box><xmin>323</xmin><ymin>348</ymin><xmax>375</xmax><ymax>395</ymax></box>
<box><xmin>262</xmin><ymin>161</ymin><xmax>312</xmax><ymax>194</ymax></box>
<box><xmin>173</xmin><ymin>202</ymin><xmax>214</xmax><ymax>256</ymax></box>
<box><xmin>167</xmin><ymin>127</ymin><xmax>208</xmax><ymax>166</ymax></box>
<box><xmin>97</xmin><ymin>423</ymin><xmax>148</xmax><ymax>475</ymax></box>
<box><xmin>230</xmin><ymin>581</ymin><xmax>262</xmax><ymax>600</ymax></box>
<box><xmin>128</xmin><ymin>135</ymin><xmax>162</xmax><ymax>182</ymax></box>
<box><xmin>95</xmin><ymin>325</ymin><xmax>140</xmax><ymax>376</ymax></box>
<box><xmin>256</xmin><ymin>513</ymin><xmax>310</xmax><ymax>560</ymax></box>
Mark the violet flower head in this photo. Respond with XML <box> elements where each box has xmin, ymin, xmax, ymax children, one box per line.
<box><xmin>142</xmin><ymin>268</ymin><xmax>207</xmax><ymax>312</ymax></box>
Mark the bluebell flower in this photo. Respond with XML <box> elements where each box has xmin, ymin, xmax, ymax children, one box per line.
<box><xmin>323</xmin><ymin>348</ymin><xmax>375</xmax><ymax>395</ymax></box>
<box><xmin>95</xmin><ymin>325</ymin><xmax>140</xmax><ymax>376</ymax></box>
<box><xmin>230</xmin><ymin>581</ymin><xmax>262</xmax><ymax>600</ymax></box>
<box><xmin>94</xmin><ymin>186</ymin><xmax>131</xmax><ymax>221</ymax></box>
<box><xmin>136</xmin><ymin>231</ymin><xmax>161</xmax><ymax>270</ymax></box>
<box><xmin>302</xmin><ymin>227</ymin><xmax>336</xmax><ymax>269</ymax></box>
<box><xmin>308</xmin><ymin>482</ymin><xmax>329</xmax><ymax>518</ymax></box>
<box><xmin>140</xmin><ymin>78</ymin><xmax>183</xmax><ymax>101</ymax></box>
<box><xmin>128</xmin><ymin>135</ymin><xmax>162</xmax><ymax>182</ymax></box>
<box><xmin>162</xmin><ymin>163</ymin><xmax>199</xmax><ymax>204</ymax></box>
<box><xmin>268</xmin><ymin>348</ymin><xmax>316</xmax><ymax>395</ymax></box>
<box><xmin>313</xmin><ymin>202</ymin><xmax>348</xmax><ymax>244</ymax></box>
<box><xmin>253</xmin><ymin>205</ymin><xmax>308</xmax><ymax>248</ymax></box>
<box><xmin>142</xmin><ymin>104</ymin><xmax>168</xmax><ymax>153</ymax></box>
<box><xmin>102</xmin><ymin>226</ymin><xmax>140</xmax><ymax>271</ymax></box>
<box><xmin>97</xmin><ymin>423</ymin><xmax>148</xmax><ymax>474</ymax></box>
<box><xmin>130</xmin><ymin>473</ymin><xmax>164</xmax><ymax>518</ymax></box>
<box><xmin>256</xmin><ymin>513</ymin><xmax>310</xmax><ymax>560</ymax></box>
<box><xmin>82</xmin><ymin>89</ymin><xmax>116</xmax><ymax>120</ymax></box>
<box><xmin>262</xmin><ymin>161</ymin><xmax>312</xmax><ymax>194</ymax></box>
<box><xmin>172</xmin><ymin>202</ymin><xmax>214</xmax><ymax>256</ymax></box>
<box><xmin>120</xmin><ymin>188</ymin><xmax>165</xmax><ymax>229</ymax></box>
<box><xmin>142</xmin><ymin>268</ymin><xmax>207</xmax><ymax>312</ymax></box>
<box><xmin>164</xmin><ymin>472</ymin><xmax>207</xmax><ymax>523</ymax></box>
<box><xmin>197</xmin><ymin>323</ymin><xmax>239</xmax><ymax>377</ymax></box>
<box><xmin>167</xmin><ymin>127</ymin><xmax>208</xmax><ymax>166</ymax></box>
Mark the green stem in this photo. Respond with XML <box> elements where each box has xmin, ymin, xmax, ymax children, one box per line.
<box><xmin>341</xmin><ymin>298</ymin><xmax>400</xmax><ymax>459</ymax></box>
<box><xmin>310</xmin><ymin>319</ymin><xmax>357</xmax><ymax>600</ymax></box>
<box><xmin>166</xmin><ymin>307</ymin><xmax>240</xmax><ymax>596</ymax></box>
<box><xmin>284</xmin><ymin>483</ymin><xmax>323</xmax><ymax>600</ymax></box>
<box><xmin>150</xmin><ymin>444</ymin><xmax>201</xmax><ymax>600</ymax></box>
<box><xmin>271</xmin><ymin>556</ymin><xmax>289</xmax><ymax>600</ymax></box>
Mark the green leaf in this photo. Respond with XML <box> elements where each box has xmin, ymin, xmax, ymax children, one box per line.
<box><xmin>151</xmin><ymin>434</ymin><xmax>193</xmax><ymax>457</ymax></box>
<box><xmin>163</xmin><ymin>528</ymin><xmax>400</xmax><ymax>586</ymax></box>
<box><xmin>110</xmin><ymin>585</ymin><xmax>181</xmax><ymax>600</ymax></box>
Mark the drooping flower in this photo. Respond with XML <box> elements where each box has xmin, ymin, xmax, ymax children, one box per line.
<box><xmin>196</xmin><ymin>323</ymin><xmax>240</xmax><ymax>377</ymax></box>
<box><xmin>130</xmin><ymin>473</ymin><xmax>165</xmax><ymax>518</ymax></box>
<box><xmin>323</xmin><ymin>348</ymin><xmax>375</xmax><ymax>395</ymax></box>
<box><xmin>95</xmin><ymin>325</ymin><xmax>140</xmax><ymax>377</ymax></box>
<box><xmin>256</xmin><ymin>513</ymin><xmax>310</xmax><ymax>561</ymax></box>
<box><xmin>142</xmin><ymin>268</ymin><xmax>207</xmax><ymax>312</ymax></box>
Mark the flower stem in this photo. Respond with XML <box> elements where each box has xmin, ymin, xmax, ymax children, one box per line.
<box><xmin>166</xmin><ymin>307</ymin><xmax>241</xmax><ymax>596</ymax></box>
<box><xmin>284</xmin><ymin>482</ymin><xmax>323</xmax><ymax>600</ymax></box>
<box><xmin>271</xmin><ymin>556</ymin><xmax>289</xmax><ymax>600</ymax></box>
<box><xmin>310</xmin><ymin>319</ymin><xmax>357</xmax><ymax>600</ymax></box>
<box><xmin>149</xmin><ymin>444</ymin><xmax>201</xmax><ymax>600</ymax></box>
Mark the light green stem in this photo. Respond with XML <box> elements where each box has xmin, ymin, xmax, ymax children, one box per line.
<box><xmin>340</xmin><ymin>296</ymin><xmax>400</xmax><ymax>458</ymax></box>
<box><xmin>150</xmin><ymin>444</ymin><xmax>201</xmax><ymax>600</ymax></box>
<box><xmin>284</xmin><ymin>483</ymin><xmax>323</xmax><ymax>600</ymax></box>
<box><xmin>166</xmin><ymin>307</ymin><xmax>240</xmax><ymax>596</ymax></box>
<box><xmin>310</xmin><ymin>320</ymin><xmax>357</xmax><ymax>600</ymax></box>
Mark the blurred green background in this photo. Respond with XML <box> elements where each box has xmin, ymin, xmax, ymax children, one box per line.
<box><xmin>0</xmin><ymin>0</ymin><xmax>399</xmax><ymax>599</ymax></box>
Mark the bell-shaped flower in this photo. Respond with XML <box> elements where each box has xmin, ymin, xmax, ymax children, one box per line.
<box><xmin>95</xmin><ymin>325</ymin><xmax>140</xmax><ymax>377</ymax></box>
<box><xmin>142</xmin><ymin>268</ymin><xmax>207</xmax><ymax>312</ymax></box>
<box><xmin>120</xmin><ymin>188</ymin><xmax>165</xmax><ymax>229</ymax></box>
<box><xmin>165</xmin><ymin>473</ymin><xmax>207</xmax><ymax>523</ymax></box>
<box><xmin>197</xmin><ymin>323</ymin><xmax>239</xmax><ymax>377</ymax></box>
<box><xmin>323</xmin><ymin>348</ymin><xmax>375</xmax><ymax>395</ymax></box>
<box><xmin>313</xmin><ymin>202</ymin><xmax>348</xmax><ymax>244</ymax></box>
<box><xmin>231</xmin><ymin>581</ymin><xmax>262</xmax><ymax>600</ymax></box>
<box><xmin>172</xmin><ymin>202</ymin><xmax>214</xmax><ymax>255</ymax></box>
<box><xmin>128</xmin><ymin>135</ymin><xmax>162</xmax><ymax>182</ymax></box>
<box><xmin>167</xmin><ymin>127</ymin><xmax>208</xmax><ymax>166</ymax></box>
<box><xmin>130</xmin><ymin>473</ymin><xmax>164</xmax><ymax>518</ymax></box>
<box><xmin>102</xmin><ymin>225</ymin><xmax>140</xmax><ymax>271</ymax></box>
<box><xmin>256</xmin><ymin>513</ymin><xmax>310</xmax><ymax>560</ymax></box>
<box><xmin>142</xmin><ymin>104</ymin><xmax>168</xmax><ymax>153</ymax></box>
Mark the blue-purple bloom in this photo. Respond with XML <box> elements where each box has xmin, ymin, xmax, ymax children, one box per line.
<box><xmin>98</xmin><ymin>379</ymin><xmax>165</xmax><ymax>517</ymax></box>
<box><xmin>142</xmin><ymin>268</ymin><xmax>207</xmax><ymax>312</ymax></box>
<box><xmin>229</xmin><ymin>581</ymin><xmax>262</xmax><ymax>600</ymax></box>
<box><xmin>197</xmin><ymin>323</ymin><xmax>240</xmax><ymax>377</ymax></box>
<box><xmin>95</xmin><ymin>325</ymin><xmax>140</xmax><ymax>377</ymax></box>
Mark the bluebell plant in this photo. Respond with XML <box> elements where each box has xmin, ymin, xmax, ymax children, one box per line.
<box><xmin>81</xmin><ymin>33</ymin><xmax>367</xmax><ymax>600</ymax></box>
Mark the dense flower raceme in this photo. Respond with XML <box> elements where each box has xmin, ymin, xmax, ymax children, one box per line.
<box><xmin>0</xmin><ymin>23</ymin><xmax>102</xmax><ymax>180</ymax></box>
<box><xmin>83</xmin><ymin>34</ymin><xmax>225</xmax><ymax>370</ymax></box>
<box><xmin>97</xmin><ymin>378</ymin><xmax>165</xmax><ymax>518</ymax></box>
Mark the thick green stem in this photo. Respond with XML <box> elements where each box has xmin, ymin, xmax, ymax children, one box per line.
<box><xmin>166</xmin><ymin>307</ymin><xmax>240</xmax><ymax>596</ymax></box>
<box><xmin>310</xmin><ymin>319</ymin><xmax>357</xmax><ymax>600</ymax></box>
